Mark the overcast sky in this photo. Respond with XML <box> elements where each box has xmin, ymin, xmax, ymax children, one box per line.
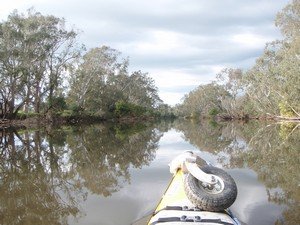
<box><xmin>0</xmin><ymin>0</ymin><xmax>290</xmax><ymax>105</ymax></box>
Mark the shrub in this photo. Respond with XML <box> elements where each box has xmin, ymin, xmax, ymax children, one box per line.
<box><xmin>114</xmin><ymin>101</ymin><xmax>147</xmax><ymax>117</ymax></box>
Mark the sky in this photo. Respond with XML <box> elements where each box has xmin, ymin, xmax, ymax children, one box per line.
<box><xmin>0</xmin><ymin>0</ymin><xmax>290</xmax><ymax>105</ymax></box>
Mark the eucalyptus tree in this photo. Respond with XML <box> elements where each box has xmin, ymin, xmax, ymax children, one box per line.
<box><xmin>68</xmin><ymin>46</ymin><xmax>162</xmax><ymax>116</ymax></box>
<box><xmin>0</xmin><ymin>11</ymin><xmax>26</xmax><ymax>118</ymax></box>
<box><xmin>68</xmin><ymin>46</ymin><xmax>129</xmax><ymax>116</ymax></box>
<box><xmin>216</xmin><ymin>68</ymin><xmax>245</xmax><ymax>117</ymax></box>
<box><xmin>124</xmin><ymin>70</ymin><xmax>161</xmax><ymax>108</ymax></box>
<box><xmin>276</xmin><ymin>0</ymin><xmax>300</xmax><ymax>39</ymax></box>
<box><xmin>0</xmin><ymin>9</ymin><xmax>81</xmax><ymax>118</ymax></box>
<box><xmin>275</xmin><ymin>0</ymin><xmax>300</xmax><ymax>117</ymax></box>
<box><xmin>244</xmin><ymin>0</ymin><xmax>300</xmax><ymax>117</ymax></box>
<box><xmin>179</xmin><ymin>83</ymin><xmax>229</xmax><ymax>118</ymax></box>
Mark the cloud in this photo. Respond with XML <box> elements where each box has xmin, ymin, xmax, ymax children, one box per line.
<box><xmin>0</xmin><ymin>0</ymin><xmax>290</xmax><ymax>105</ymax></box>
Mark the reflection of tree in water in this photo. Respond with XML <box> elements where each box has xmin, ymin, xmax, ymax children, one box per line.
<box><xmin>176</xmin><ymin>120</ymin><xmax>299</xmax><ymax>225</ymax></box>
<box><xmin>174</xmin><ymin>119</ymin><xmax>233</xmax><ymax>153</ymax></box>
<box><xmin>67</xmin><ymin>123</ymin><xmax>162</xmax><ymax>196</ymax></box>
<box><xmin>0</xmin><ymin>122</ymin><xmax>162</xmax><ymax>224</ymax></box>
<box><xmin>0</xmin><ymin>128</ymin><xmax>85</xmax><ymax>225</ymax></box>
<box><xmin>227</xmin><ymin>122</ymin><xmax>300</xmax><ymax>225</ymax></box>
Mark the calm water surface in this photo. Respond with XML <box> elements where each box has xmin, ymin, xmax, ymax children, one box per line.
<box><xmin>0</xmin><ymin>120</ymin><xmax>299</xmax><ymax>225</ymax></box>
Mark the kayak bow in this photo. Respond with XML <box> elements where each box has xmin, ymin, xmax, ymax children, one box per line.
<box><xmin>148</xmin><ymin>152</ymin><xmax>240</xmax><ymax>225</ymax></box>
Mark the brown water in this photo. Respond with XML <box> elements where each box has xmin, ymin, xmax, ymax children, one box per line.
<box><xmin>0</xmin><ymin>120</ymin><xmax>299</xmax><ymax>225</ymax></box>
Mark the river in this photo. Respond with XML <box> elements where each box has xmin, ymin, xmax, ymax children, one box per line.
<box><xmin>0</xmin><ymin>119</ymin><xmax>299</xmax><ymax>225</ymax></box>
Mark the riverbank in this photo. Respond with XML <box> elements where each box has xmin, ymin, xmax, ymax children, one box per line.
<box><xmin>215</xmin><ymin>114</ymin><xmax>300</xmax><ymax>122</ymax></box>
<box><xmin>0</xmin><ymin>114</ymin><xmax>162</xmax><ymax>129</ymax></box>
<box><xmin>1</xmin><ymin>113</ymin><xmax>298</xmax><ymax>130</ymax></box>
<box><xmin>181</xmin><ymin>113</ymin><xmax>300</xmax><ymax>123</ymax></box>
<box><xmin>0</xmin><ymin>115</ymin><xmax>101</xmax><ymax>129</ymax></box>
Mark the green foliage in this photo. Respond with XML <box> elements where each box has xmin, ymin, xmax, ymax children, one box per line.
<box><xmin>114</xmin><ymin>101</ymin><xmax>147</xmax><ymax>117</ymax></box>
<box><xmin>60</xmin><ymin>110</ymin><xmax>74</xmax><ymax>117</ymax></box>
<box><xmin>208</xmin><ymin>119</ymin><xmax>218</xmax><ymax>128</ymax></box>
<box><xmin>156</xmin><ymin>104</ymin><xmax>176</xmax><ymax>118</ymax></box>
<box><xmin>208</xmin><ymin>108</ymin><xmax>219</xmax><ymax>116</ymax></box>
<box><xmin>190</xmin><ymin>112</ymin><xmax>200</xmax><ymax>119</ymax></box>
<box><xmin>114</xmin><ymin>123</ymin><xmax>147</xmax><ymax>140</ymax></box>
<box><xmin>279</xmin><ymin>102</ymin><xmax>296</xmax><ymax>117</ymax></box>
<box><xmin>176</xmin><ymin>83</ymin><xmax>229</xmax><ymax>117</ymax></box>
<box><xmin>49</xmin><ymin>96</ymin><xmax>67</xmax><ymax>112</ymax></box>
<box><xmin>279</xmin><ymin>122</ymin><xmax>297</xmax><ymax>139</ymax></box>
<box><xmin>16</xmin><ymin>111</ymin><xmax>39</xmax><ymax>119</ymax></box>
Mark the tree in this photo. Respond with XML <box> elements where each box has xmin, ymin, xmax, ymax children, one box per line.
<box><xmin>68</xmin><ymin>46</ymin><xmax>162</xmax><ymax>117</ymax></box>
<box><xmin>244</xmin><ymin>0</ymin><xmax>300</xmax><ymax>117</ymax></box>
<box><xmin>122</xmin><ymin>70</ymin><xmax>162</xmax><ymax>108</ymax></box>
<box><xmin>276</xmin><ymin>0</ymin><xmax>300</xmax><ymax>39</ymax></box>
<box><xmin>216</xmin><ymin>68</ymin><xmax>246</xmax><ymax>117</ymax></box>
<box><xmin>0</xmin><ymin>9</ymin><xmax>81</xmax><ymax>118</ymax></box>
<box><xmin>0</xmin><ymin>11</ymin><xmax>27</xmax><ymax>118</ymax></box>
<box><xmin>275</xmin><ymin>0</ymin><xmax>300</xmax><ymax>117</ymax></box>
<box><xmin>177</xmin><ymin>83</ymin><xmax>229</xmax><ymax>118</ymax></box>
<box><xmin>67</xmin><ymin>46</ymin><xmax>129</xmax><ymax>116</ymax></box>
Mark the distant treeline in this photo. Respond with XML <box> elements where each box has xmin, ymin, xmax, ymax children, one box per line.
<box><xmin>0</xmin><ymin>9</ymin><xmax>174</xmax><ymax>121</ymax></box>
<box><xmin>175</xmin><ymin>0</ymin><xmax>299</xmax><ymax>120</ymax></box>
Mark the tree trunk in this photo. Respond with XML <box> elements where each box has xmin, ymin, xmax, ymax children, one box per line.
<box><xmin>34</xmin><ymin>82</ymin><xmax>41</xmax><ymax>114</ymax></box>
<box><xmin>9</xmin><ymin>77</ymin><xmax>16</xmax><ymax>118</ymax></box>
